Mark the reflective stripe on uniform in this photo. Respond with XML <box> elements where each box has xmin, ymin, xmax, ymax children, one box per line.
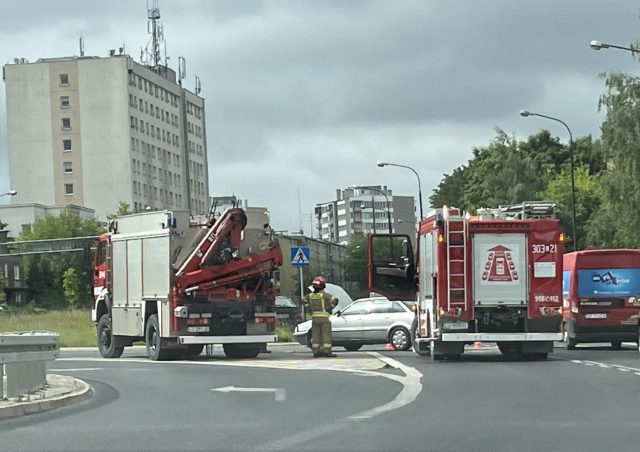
<box><xmin>311</xmin><ymin>311</ymin><xmax>330</xmax><ymax>318</ymax></box>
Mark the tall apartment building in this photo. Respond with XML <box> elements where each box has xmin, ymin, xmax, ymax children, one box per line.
<box><xmin>3</xmin><ymin>54</ymin><xmax>209</xmax><ymax>219</ymax></box>
<box><xmin>315</xmin><ymin>186</ymin><xmax>416</xmax><ymax>244</ymax></box>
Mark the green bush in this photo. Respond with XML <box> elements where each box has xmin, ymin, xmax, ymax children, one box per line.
<box><xmin>276</xmin><ymin>325</ymin><xmax>294</xmax><ymax>342</ymax></box>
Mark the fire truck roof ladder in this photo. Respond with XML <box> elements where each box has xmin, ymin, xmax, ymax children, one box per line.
<box><xmin>477</xmin><ymin>201</ymin><xmax>556</xmax><ymax>220</ymax></box>
<box><xmin>443</xmin><ymin>206</ymin><xmax>467</xmax><ymax>313</ymax></box>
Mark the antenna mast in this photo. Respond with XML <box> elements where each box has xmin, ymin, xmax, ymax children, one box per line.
<box><xmin>148</xmin><ymin>0</ymin><xmax>162</xmax><ymax>67</ymax></box>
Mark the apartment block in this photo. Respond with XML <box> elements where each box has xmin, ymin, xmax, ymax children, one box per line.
<box><xmin>3</xmin><ymin>54</ymin><xmax>208</xmax><ymax>219</ymax></box>
<box><xmin>314</xmin><ymin>186</ymin><xmax>416</xmax><ymax>244</ymax></box>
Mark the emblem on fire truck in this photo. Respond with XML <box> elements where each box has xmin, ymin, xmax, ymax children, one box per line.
<box><xmin>482</xmin><ymin>245</ymin><xmax>519</xmax><ymax>282</ymax></box>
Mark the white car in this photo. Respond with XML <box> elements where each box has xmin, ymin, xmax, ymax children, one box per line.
<box><xmin>293</xmin><ymin>297</ymin><xmax>415</xmax><ymax>351</ymax></box>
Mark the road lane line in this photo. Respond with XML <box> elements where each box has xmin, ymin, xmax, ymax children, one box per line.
<box><xmin>347</xmin><ymin>352</ymin><xmax>423</xmax><ymax>420</ymax></box>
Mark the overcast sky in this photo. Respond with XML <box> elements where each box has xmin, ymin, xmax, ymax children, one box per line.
<box><xmin>1</xmin><ymin>1</ymin><xmax>639</xmax><ymax>233</ymax></box>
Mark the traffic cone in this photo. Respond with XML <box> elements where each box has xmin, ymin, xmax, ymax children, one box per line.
<box><xmin>385</xmin><ymin>343</ymin><xmax>394</xmax><ymax>351</ymax></box>
<box><xmin>473</xmin><ymin>341</ymin><xmax>483</xmax><ymax>350</ymax></box>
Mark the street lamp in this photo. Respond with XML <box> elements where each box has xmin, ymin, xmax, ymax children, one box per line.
<box><xmin>0</xmin><ymin>190</ymin><xmax>17</xmax><ymax>198</ymax></box>
<box><xmin>590</xmin><ymin>40</ymin><xmax>640</xmax><ymax>53</ymax></box>
<box><xmin>351</xmin><ymin>185</ymin><xmax>393</xmax><ymax>233</ymax></box>
<box><xmin>376</xmin><ymin>161</ymin><xmax>424</xmax><ymax>220</ymax></box>
<box><xmin>520</xmin><ymin>110</ymin><xmax>578</xmax><ymax>250</ymax></box>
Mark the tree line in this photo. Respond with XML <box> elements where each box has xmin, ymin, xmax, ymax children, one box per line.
<box><xmin>431</xmin><ymin>71</ymin><xmax>640</xmax><ymax>251</ymax></box>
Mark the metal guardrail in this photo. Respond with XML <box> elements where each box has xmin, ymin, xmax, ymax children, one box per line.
<box><xmin>0</xmin><ymin>331</ymin><xmax>59</xmax><ymax>399</ymax></box>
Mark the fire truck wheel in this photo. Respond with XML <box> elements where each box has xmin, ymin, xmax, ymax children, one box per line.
<box><xmin>389</xmin><ymin>327</ymin><xmax>411</xmax><ymax>351</ymax></box>
<box><xmin>145</xmin><ymin>314</ymin><xmax>172</xmax><ymax>361</ymax></box>
<box><xmin>611</xmin><ymin>341</ymin><xmax>623</xmax><ymax>350</ymax></box>
<box><xmin>223</xmin><ymin>343</ymin><xmax>262</xmax><ymax>359</ymax></box>
<box><xmin>97</xmin><ymin>314</ymin><xmax>124</xmax><ymax>359</ymax></box>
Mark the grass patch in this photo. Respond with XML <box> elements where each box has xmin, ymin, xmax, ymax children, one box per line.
<box><xmin>0</xmin><ymin>309</ymin><xmax>296</xmax><ymax>347</ymax></box>
<box><xmin>0</xmin><ymin>309</ymin><xmax>96</xmax><ymax>347</ymax></box>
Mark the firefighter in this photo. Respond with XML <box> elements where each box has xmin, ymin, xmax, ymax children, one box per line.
<box><xmin>303</xmin><ymin>276</ymin><xmax>338</xmax><ymax>358</ymax></box>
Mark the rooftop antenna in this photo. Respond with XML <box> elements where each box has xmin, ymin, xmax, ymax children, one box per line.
<box><xmin>142</xmin><ymin>0</ymin><xmax>167</xmax><ymax>70</ymax></box>
<box><xmin>178</xmin><ymin>56</ymin><xmax>186</xmax><ymax>86</ymax></box>
<box><xmin>79</xmin><ymin>36</ymin><xmax>85</xmax><ymax>57</ymax></box>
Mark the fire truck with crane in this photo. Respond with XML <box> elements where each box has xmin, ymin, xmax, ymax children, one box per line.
<box><xmin>368</xmin><ymin>201</ymin><xmax>564</xmax><ymax>360</ymax></box>
<box><xmin>92</xmin><ymin>207</ymin><xmax>283</xmax><ymax>360</ymax></box>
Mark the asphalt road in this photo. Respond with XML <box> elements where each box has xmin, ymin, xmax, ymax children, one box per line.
<box><xmin>1</xmin><ymin>343</ymin><xmax>639</xmax><ymax>452</ymax></box>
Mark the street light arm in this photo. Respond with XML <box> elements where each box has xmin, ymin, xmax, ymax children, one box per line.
<box><xmin>520</xmin><ymin>110</ymin><xmax>577</xmax><ymax>251</ymax></box>
<box><xmin>590</xmin><ymin>40</ymin><xmax>639</xmax><ymax>53</ymax></box>
<box><xmin>376</xmin><ymin>162</ymin><xmax>424</xmax><ymax>220</ymax></box>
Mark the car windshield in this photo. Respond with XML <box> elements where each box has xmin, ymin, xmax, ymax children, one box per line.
<box><xmin>275</xmin><ymin>296</ymin><xmax>297</xmax><ymax>308</ymax></box>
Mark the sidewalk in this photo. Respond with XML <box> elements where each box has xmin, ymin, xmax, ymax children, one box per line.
<box><xmin>0</xmin><ymin>374</ymin><xmax>91</xmax><ymax>421</ymax></box>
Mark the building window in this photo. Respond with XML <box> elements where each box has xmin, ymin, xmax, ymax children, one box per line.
<box><xmin>60</xmin><ymin>96</ymin><xmax>70</xmax><ymax>108</ymax></box>
<box><xmin>3</xmin><ymin>263</ymin><xmax>7</xmax><ymax>279</ymax></box>
<box><xmin>63</xmin><ymin>139</ymin><xmax>72</xmax><ymax>152</ymax></box>
<box><xmin>63</xmin><ymin>161</ymin><xmax>72</xmax><ymax>173</ymax></box>
<box><xmin>59</xmin><ymin>73</ymin><xmax>69</xmax><ymax>86</ymax></box>
<box><xmin>62</xmin><ymin>118</ymin><xmax>71</xmax><ymax>130</ymax></box>
<box><xmin>64</xmin><ymin>183</ymin><xmax>74</xmax><ymax>195</ymax></box>
<box><xmin>14</xmin><ymin>265</ymin><xmax>20</xmax><ymax>281</ymax></box>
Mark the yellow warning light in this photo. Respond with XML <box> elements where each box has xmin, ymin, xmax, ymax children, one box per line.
<box><xmin>438</xmin><ymin>234</ymin><xmax>444</xmax><ymax>243</ymax></box>
<box><xmin>559</xmin><ymin>233</ymin><xmax>565</xmax><ymax>242</ymax></box>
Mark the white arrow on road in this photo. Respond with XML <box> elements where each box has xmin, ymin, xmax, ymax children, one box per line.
<box><xmin>211</xmin><ymin>386</ymin><xmax>286</xmax><ymax>401</ymax></box>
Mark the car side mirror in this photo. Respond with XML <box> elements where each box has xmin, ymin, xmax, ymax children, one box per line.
<box><xmin>335</xmin><ymin>310</ymin><xmax>341</xmax><ymax>317</ymax></box>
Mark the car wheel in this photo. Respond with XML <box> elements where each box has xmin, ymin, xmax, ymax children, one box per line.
<box><xmin>306</xmin><ymin>331</ymin><xmax>312</xmax><ymax>348</ymax></box>
<box><xmin>343</xmin><ymin>344</ymin><xmax>363</xmax><ymax>351</ymax></box>
<box><xmin>389</xmin><ymin>326</ymin><xmax>411</xmax><ymax>351</ymax></box>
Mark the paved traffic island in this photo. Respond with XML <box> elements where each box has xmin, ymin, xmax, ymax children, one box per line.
<box><xmin>0</xmin><ymin>374</ymin><xmax>91</xmax><ymax>420</ymax></box>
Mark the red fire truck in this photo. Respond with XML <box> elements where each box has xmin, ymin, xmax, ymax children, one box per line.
<box><xmin>368</xmin><ymin>202</ymin><xmax>563</xmax><ymax>360</ymax></box>
<box><xmin>562</xmin><ymin>249</ymin><xmax>640</xmax><ymax>350</ymax></box>
<box><xmin>92</xmin><ymin>207</ymin><xmax>282</xmax><ymax>360</ymax></box>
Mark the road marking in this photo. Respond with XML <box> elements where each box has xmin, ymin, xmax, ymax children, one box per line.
<box><xmin>260</xmin><ymin>352</ymin><xmax>423</xmax><ymax>451</ymax></box>
<box><xmin>48</xmin><ymin>368</ymin><xmax>102</xmax><ymax>372</ymax></box>
<box><xmin>563</xmin><ymin>358</ymin><xmax>640</xmax><ymax>376</ymax></box>
<box><xmin>211</xmin><ymin>386</ymin><xmax>286</xmax><ymax>401</ymax></box>
<box><xmin>347</xmin><ymin>352</ymin><xmax>423</xmax><ymax>420</ymax></box>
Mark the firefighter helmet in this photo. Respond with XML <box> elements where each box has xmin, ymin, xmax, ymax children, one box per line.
<box><xmin>312</xmin><ymin>276</ymin><xmax>326</xmax><ymax>290</ymax></box>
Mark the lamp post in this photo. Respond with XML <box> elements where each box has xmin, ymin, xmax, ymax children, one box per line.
<box><xmin>0</xmin><ymin>190</ymin><xmax>17</xmax><ymax>198</ymax></box>
<box><xmin>520</xmin><ymin>110</ymin><xmax>578</xmax><ymax>251</ymax></box>
<box><xmin>351</xmin><ymin>185</ymin><xmax>393</xmax><ymax>233</ymax></box>
<box><xmin>376</xmin><ymin>161</ymin><xmax>423</xmax><ymax>221</ymax></box>
<box><xmin>590</xmin><ymin>40</ymin><xmax>640</xmax><ymax>54</ymax></box>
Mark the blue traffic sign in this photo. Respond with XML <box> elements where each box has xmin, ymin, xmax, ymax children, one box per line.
<box><xmin>290</xmin><ymin>247</ymin><xmax>311</xmax><ymax>267</ymax></box>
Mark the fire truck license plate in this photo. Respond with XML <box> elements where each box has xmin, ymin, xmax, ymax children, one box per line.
<box><xmin>585</xmin><ymin>313</ymin><xmax>607</xmax><ymax>319</ymax></box>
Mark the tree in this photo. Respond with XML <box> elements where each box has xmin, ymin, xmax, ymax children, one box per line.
<box><xmin>0</xmin><ymin>270</ymin><xmax>6</xmax><ymax>304</ymax></box>
<box><xmin>107</xmin><ymin>201</ymin><xmax>133</xmax><ymax>220</ymax></box>
<box><xmin>62</xmin><ymin>267</ymin><xmax>82</xmax><ymax>307</ymax></box>
<box><xmin>429</xmin><ymin>166</ymin><xmax>469</xmax><ymax>209</ymax></box>
<box><xmin>20</xmin><ymin>210</ymin><xmax>105</xmax><ymax>308</ymax></box>
<box><xmin>342</xmin><ymin>233</ymin><xmax>368</xmax><ymax>298</ymax></box>
<box><xmin>585</xmin><ymin>71</ymin><xmax>640</xmax><ymax>248</ymax></box>
<box><xmin>540</xmin><ymin>166</ymin><xmax>603</xmax><ymax>250</ymax></box>
<box><xmin>462</xmin><ymin>129</ymin><xmax>543</xmax><ymax>212</ymax></box>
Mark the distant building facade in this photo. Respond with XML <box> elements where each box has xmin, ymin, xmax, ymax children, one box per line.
<box><xmin>0</xmin><ymin>203</ymin><xmax>96</xmax><ymax>238</ymax></box>
<box><xmin>3</xmin><ymin>54</ymin><xmax>208</xmax><ymax>220</ymax></box>
<box><xmin>314</xmin><ymin>186</ymin><xmax>416</xmax><ymax>244</ymax></box>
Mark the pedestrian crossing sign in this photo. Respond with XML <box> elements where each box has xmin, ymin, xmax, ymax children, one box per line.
<box><xmin>290</xmin><ymin>247</ymin><xmax>311</xmax><ymax>267</ymax></box>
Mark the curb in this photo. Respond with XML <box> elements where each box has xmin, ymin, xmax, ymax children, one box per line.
<box><xmin>0</xmin><ymin>375</ymin><xmax>92</xmax><ymax>421</ymax></box>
